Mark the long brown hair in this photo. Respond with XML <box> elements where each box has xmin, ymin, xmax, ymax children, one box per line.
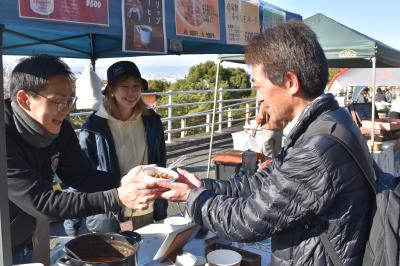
<box><xmin>103</xmin><ymin>76</ymin><xmax>149</xmax><ymax>120</ymax></box>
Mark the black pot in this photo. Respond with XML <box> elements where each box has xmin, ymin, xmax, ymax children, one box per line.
<box><xmin>57</xmin><ymin>231</ymin><xmax>141</xmax><ymax>266</ymax></box>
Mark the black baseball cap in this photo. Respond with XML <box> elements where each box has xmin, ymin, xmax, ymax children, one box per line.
<box><xmin>103</xmin><ymin>61</ymin><xmax>143</xmax><ymax>94</ymax></box>
<box><xmin>107</xmin><ymin>61</ymin><xmax>141</xmax><ymax>84</ymax></box>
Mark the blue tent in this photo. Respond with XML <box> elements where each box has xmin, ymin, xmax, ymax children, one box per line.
<box><xmin>0</xmin><ymin>1</ymin><xmax>239</xmax><ymax>61</ymax></box>
<box><xmin>0</xmin><ymin>0</ymin><xmax>299</xmax><ymax>61</ymax></box>
<box><xmin>0</xmin><ymin>1</ymin><xmax>301</xmax><ymax>264</ymax></box>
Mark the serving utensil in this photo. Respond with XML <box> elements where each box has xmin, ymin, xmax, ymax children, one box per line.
<box><xmin>64</xmin><ymin>245</ymin><xmax>82</xmax><ymax>261</ymax></box>
<box><xmin>167</xmin><ymin>155</ymin><xmax>187</xmax><ymax>170</ymax></box>
<box><xmin>252</xmin><ymin>123</ymin><xmax>260</xmax><ymax>138</ymax></box>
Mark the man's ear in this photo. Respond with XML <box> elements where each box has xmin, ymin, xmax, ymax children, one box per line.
<box><xmin>285</xmin><ymin>72</ymin><xmax>301</xmax><ymax>96</ymax></box>
<box><xmin>16</xmin><ymin>90</ymin><xmax>31</xmax><ymax>111</ymax></box>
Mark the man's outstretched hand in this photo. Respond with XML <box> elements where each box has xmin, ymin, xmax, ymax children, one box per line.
<box><xmin>156</xmin><ymin>168</ymin><xmax>203</xmax><ymax>202</ymax></box>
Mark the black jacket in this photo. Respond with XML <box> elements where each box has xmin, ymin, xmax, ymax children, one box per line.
<box><xmin>187</xmin><ymin>94</ymin><xmax>373</xmax><ymax>265</ymax></box>
<box><xmin>79</xmin><ymin>108</ymin><xmax>168</xmax><ymax>220</ymax></box>
<box><xmin>5</xmin><ymin>100</ymin><xmax>120</xmax><ymax>253</ymax></box>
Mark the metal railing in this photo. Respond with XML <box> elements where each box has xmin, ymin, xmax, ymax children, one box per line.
<box><xmin>70</xmin><ymin>88</ymin><xmax>259</xmax><ymax>142</ymax></box>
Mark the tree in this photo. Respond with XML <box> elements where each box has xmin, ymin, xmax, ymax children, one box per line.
<box><xmin>156</xmin><ymin>61</ymin><xmax>252</xmax><ymax>136</ymax></box>
<box><xmin>147</xmin><ymin>79</ymin><xmax>171</xmax><ymax>92</ymax></box>
<box><xmin>158</xmin><ymin>61</ymin><xmax>251</xmax><ymax>115</ymax></box>
<box><xmin>328</xmin><ymin>68</ymin><xmax>344</xmax><ymax>81</ymax></box>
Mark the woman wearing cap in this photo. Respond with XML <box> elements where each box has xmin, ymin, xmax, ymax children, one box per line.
<box><xmin>64</xmin><ymin>61</ymin><xmax>167</xmax><ymax>235</ymax></box>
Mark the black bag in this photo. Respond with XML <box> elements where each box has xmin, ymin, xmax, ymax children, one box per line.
<box><xmin>319</xmin><ymin>133</ymin><xmax>400</xmax><ymax>266</ymax></box>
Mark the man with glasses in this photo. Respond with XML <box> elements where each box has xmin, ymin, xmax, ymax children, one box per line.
<box><xmin>6</xmin><ymin>55</ymin><xmax>159</xmax><ymax>264</ymax></box>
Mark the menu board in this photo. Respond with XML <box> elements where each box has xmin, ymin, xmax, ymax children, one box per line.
<box><xmin>261</xmin><ymin>4</ymin><xmax>286</xmax><ymax>31</ymax></box>
<box><xmin>122</xmin><ymin>0</ymin><xmax>166</xmax><ymax>53</ymax></box>
<box><xmin>225</xmin><ymin>0</ymin><xmax>260</xmax><ymax>45</ymax></box>
<box><xmin>175</xmin><ymin>0</ymin><xmax>220</xmax><ymax>40</ymax></box>
<box><xmin>19</xmin><ymin>0</ymin><xmax>109</xmax><ymax>26</ymax></box>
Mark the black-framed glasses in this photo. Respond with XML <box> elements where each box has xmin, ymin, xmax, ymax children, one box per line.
<box><xmin>30</xmin><ymin>91</ymin><xmax>77</xmax><ymax>112</ymax></box>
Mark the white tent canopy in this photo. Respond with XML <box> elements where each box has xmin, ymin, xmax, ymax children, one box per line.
<box><xmin>328</xmin><ymin>68</ymin><xmax>400</xmax><ymax>98</ymax></box>
<box><xmin>329</xmin><ymin>68</ymin><xmax>400</xmax><ymax>89</ymax></box>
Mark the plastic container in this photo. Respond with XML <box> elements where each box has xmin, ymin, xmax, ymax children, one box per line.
<box><xmin>207</xmin><ymin>249</ymin><xmax>242</xmax><ymax>266</ymax></box>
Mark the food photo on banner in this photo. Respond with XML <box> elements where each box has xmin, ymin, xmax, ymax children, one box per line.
<box><xmin>225</xmin><ymin>0</ymin><xmax>260</xmax><ymax>45</ymax></box>
<box><xmin>175</xmin><ymin>0</ymin><xmax>220</xmax><ymax>40</ymax></box>
<box><xmin>122</xmin><ymin>0</ymin><xmax>166</xmax><ymax>53</ymax></box>
<box><xmin>18</xmin><ymin>0</ymin><xmax>109</xmax><ymax>26</ymax></box>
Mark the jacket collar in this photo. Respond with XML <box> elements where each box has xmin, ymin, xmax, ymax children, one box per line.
<box><xmin>284</xmin><ymin>93</ymin><xmax>339</xmax><ymax>148</ymax></box>
<box><xmin>95</xmin><ymin>103</ymin><xmax>140</xmax><ymax>122</ymax></box>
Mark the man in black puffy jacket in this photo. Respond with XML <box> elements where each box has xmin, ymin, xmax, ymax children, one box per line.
<box><xmin>157</xmin><ymin>21</ymin><xmax>374</xmax><ymax>265</ymax></box>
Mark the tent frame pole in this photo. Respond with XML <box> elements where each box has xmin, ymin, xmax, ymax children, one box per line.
<box><xmin>0</xmin><ymin>23</ymin><xmax>13</xmax><ymax>266</ymax></box>
<box><xmin>89</xmin><ymin>33</ymin><xmax>96</xmax><ymax>71</ymax></box>
<box><xmin>370</xmin><ymin>57</ymin><xmax>377</xmax><ymax>153</ymax></box>
<box><xmin>4</xmin><ymin>28</ymin><xmax>90</xmax><ymax>56</ymax></box>
<box><xmin>207</xmin><ymin>60</ymin><xmax>221</xmax><ymax>179</ymax></box>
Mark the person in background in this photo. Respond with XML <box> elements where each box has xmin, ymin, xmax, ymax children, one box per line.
<box><xmin>375</xmin><ymin>87</ymin><xmax>387</xmax><ymax>102</ymax></box>
<box><xmin>391</xmin><ymin>87</ymin><xmax>397</xmax><ymax>100</ymax></box>
<box><xmin>385</xmin><ymin>87</ymin><xmax>394</xmax><ymax>103</ymax></box>
<box><xmin>389</xmin><ymin>94</ymin><xmax>400</xmax><ymax>118</ymax></box>
<box><xmin>155</xmin><ymin>21</ymin><xmax>373</xmax><ymax>265</ymax></box>
<box><xmin>64</xmin><ymin>61</ymin><xmax>167</xmax><ymax>235</ymax></box>
<box><xmin>356</xmin><ymin>87</ymin><xmax>370</xmax><ymax>103</ymax></box>
<box><xmin>7</xmin><ymin>55</ymin><xmax>158</xmax><ymax>264</ymax></box>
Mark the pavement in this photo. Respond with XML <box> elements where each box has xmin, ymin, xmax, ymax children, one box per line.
<box><xmin>165</xmin><ymin>123</ymin><xmax>242</xmax><ymax>179</ymax></box>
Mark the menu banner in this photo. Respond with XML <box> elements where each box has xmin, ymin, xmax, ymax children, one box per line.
<box><xmin>122</xmin><ymin>0</ymin><xmax>166</xmax><ymax>53</ymax></box>
<box><xmin>175</xmin><ymin>0</ymin><xmax>220</xmax><ymax>40</ymax></box>
<box><xmin>261</xmin><ymin>4</ymin><xmax>286</xmax><ymax>32</ymax></box>
<box><xmin>225</xmin><ymin>0</ymin><xmax>259</xmax><ymax>45</ymax></box>
<box><xmin>19</xmin><ymin>0</ymin><xmax>109</xmax><ymax>26</ymax></box>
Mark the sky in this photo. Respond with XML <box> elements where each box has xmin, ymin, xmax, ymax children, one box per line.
<box><xmin>3</xmin><ymin>0</ymin><xmax>400</xmax><ymax>80</ymax></box>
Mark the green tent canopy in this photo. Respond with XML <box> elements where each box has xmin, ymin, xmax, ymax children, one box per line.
<box><xmin>218</xmin><ymin>13</ymin><xmax>399</xmax><ymax>161</ymax></box>
<box><xmin>219</xmin><ymin>13</ymin><xmax>400</xmax><ymax>68</ymax></box>
<box><xmin>305</xmin><ymin>13</ymin><xmax>400</xmax><ymax>68</ymax></box>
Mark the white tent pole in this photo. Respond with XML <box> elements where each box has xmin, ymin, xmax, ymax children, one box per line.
<box><xmin>206</xmin><ymin>60</ymin><xmax>221</xmax><ymax>179</ymax></box>
<box><xmin>0</xmin><ymin>24</ymin><xmax>13</xmax><ymax>266</ymax></box>
<box><xmin>370</xmin><ymin>57</ymin><xmax>377</xmax><ymax>153</ymax></box>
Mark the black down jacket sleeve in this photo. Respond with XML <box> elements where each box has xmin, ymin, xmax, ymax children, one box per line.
<box><xmin>186</xmin><ymin>144</ymin><xmax>337</xmax><ymax>242</ymax></box>
<box><xmin>7</xmin><ymin>137</ymin><xmax>118</xmax><ymax>221</ymax></box>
